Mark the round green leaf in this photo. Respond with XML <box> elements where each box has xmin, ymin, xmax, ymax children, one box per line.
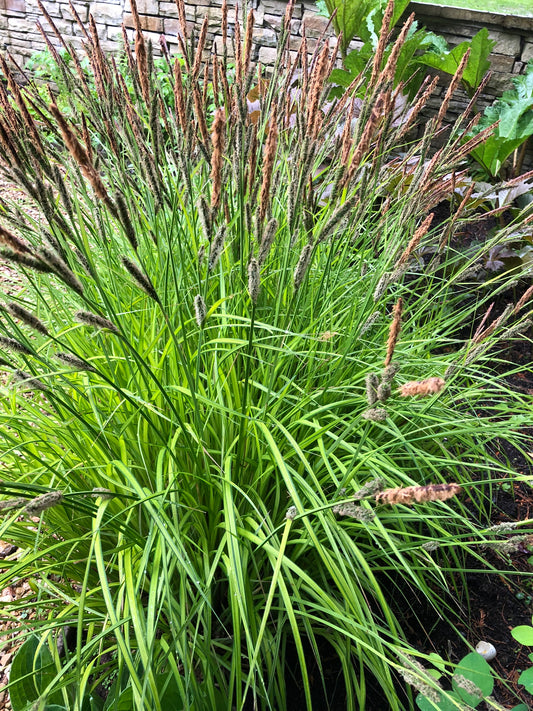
<box><xmin>518</xmin><ymin>666</ymin><xmax>533</xmax><ymax>693</ymax></box>
<box><xmin>452</xmin><ymin>652</ymin><xmax>493</xmax><ymax>707</ymax></box>
<box><xmin>416</xmin><ymin>690</ymin><xmax>462</xmax><ymax>711</ymax></box>
<box><xmin>512</xmin><ymin>625</ymin><xmax>533</xmax><ymax>646</ymax></box>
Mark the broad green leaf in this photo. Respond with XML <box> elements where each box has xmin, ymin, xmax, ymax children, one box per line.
<box><xmin>518</xmin><ymin>666</ymin><xmax>533</xmax><ymax>693</ymax></box>
<box><xmin>461</xmin><ymin>29</ymin><xmax>494</xmax><ymax>90</ymax></box>
<box><xmin>418</xmin><ymin>40</ymin><xmax>471</xmax><ymax>77</ymax></box>
<box><xmin>9</xmin><ymin>636</ymin><xmax>62</xmax><ymax>711</ymax></box>
<box><xmin>416</xmin><ymin>690</ymin><xmax>462</xmax><ymax>711</ymax></box>
<box><xmin>512</xmin><ymin>625</ymin><xmax>533</xmax><ymax>646</ymax></box>
<box><xmin>452</xmin><ymin>652</ymin><xmax>493</xmax><ymax>707</ymax></box>
<box><xmin>418</xmin><ymin>29</ymin><xmax>493</xmax><ymax>92</ymax></box>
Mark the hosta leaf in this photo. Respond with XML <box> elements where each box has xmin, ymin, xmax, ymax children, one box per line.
<box><xmin>9</xmin><ymin>635</ymin><xmax>62</xmax><ymax>711</ymax></box>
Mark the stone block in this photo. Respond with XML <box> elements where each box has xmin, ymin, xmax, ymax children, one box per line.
<box><xmin>524</xmin><ymin>42</ymin><xmax>533</xmax><ymax>63</ymax></box>
<box><xmin>124</xmin><ymin>12</ymin><xmax>164</xmax><ymax>32</ymax></box>
<box><xmin>487</xmin><ymin>73</ymin><xmax>515</xmax><ymax>94</ymax></box>
<box><xmin>2</xmin><ymin>0</ymin><xmax>26</xmax><ymax>12</ymax></box>
<box><xmin>488</xmin><ymin>30</ymin><xmax>521</xmax><ymax>57</ymax></box>
<box><xmin>159</xmin><ymin>2</ymin><xmax>179</xmax><ymax>18</ymax></box>
<box><xmin>92</xmin><ymin>2</ymin><xmax>125</xmax><ymax>22</ymax></box>
<box><xmin>7</xmin><ymin>16</ymin><xmax>36</xmax><ymax>31</ymax></box>
<box><xmin>124</xmin><ymin>0</ymin><xmax>156</xmax><ymax>13</ymax></box>
<box><xmin>39</xmin><ymin>0</ymin><xmax>62</xmax><ymax>17</ymax></box>
<box><xmin>489</xmin><ymin>54</ymin><xmax>515</xmax><ymax>73</ymax></box>
<box><xmin>302</xmin><ymin>10</ymin><xmax>329</xmax><ymax>36</ymax></box>
<box><xmin>62</xmin><ymin>3</ymin><xmax>89</xmax><ymax>22</ymax></box>
<box><xmin>253</xmin><ymin>26</ymin><xmax>276</xmax><ymax>48</ymax></box>
<box><xmin>258</xmin><ymin>45</ymin><xmax>277</xmax><ymax>65</ymax></box>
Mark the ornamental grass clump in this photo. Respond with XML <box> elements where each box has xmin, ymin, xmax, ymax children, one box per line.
<box><xmin>0</xmin><ymin>0</ymin><xmax>532</xmax><ymax>709</ymax></box>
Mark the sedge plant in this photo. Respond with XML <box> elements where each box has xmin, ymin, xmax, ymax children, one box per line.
<box><xmin>0</xmin><ymin>0</ymin><xmax>532</xmax><ymax>709</ymax></box>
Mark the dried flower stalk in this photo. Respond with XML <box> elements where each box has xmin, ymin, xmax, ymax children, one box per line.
<box><xmin>384</xmin><ymin>297</ymin><xmax>403</xmax><ymax>367</ymax></box>
<box><xmin>5</xmin><ymin>302</ymin><xmax>49</xmax><ymax>336</ymax></box>
<box><xmin>369</xmin><ymin>0</ymin><xmax>394</xmax><ymax>88</ymax></box>
<box><xmin>399</xmin><ymin>377</ymin><xmax>445</xmax><ymax>397</ymax></box>
<box><xmin>259</xmin><ymin>104</ymin><xmax>278</xmax><ymax>222</ymax></box>
<box><xmin>395</xmin><ymin>213</ymin><xmax>434</xmax><ymax>269</ymax></box>
<box><xmin>210</xmin><ymin>107</ymin><xmax>225</xmax><ymax>209</ymax></box>
<box><xmin>376</xmin><ymin>483</ymin><xmax>462</xmax><ymax>506</ymax></box>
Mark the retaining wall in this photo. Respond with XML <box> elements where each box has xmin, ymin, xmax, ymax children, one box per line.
<box><xmin>1</xmin><ymin>1</ymin><xmax>533</xmax><ymax>155</ymax></box>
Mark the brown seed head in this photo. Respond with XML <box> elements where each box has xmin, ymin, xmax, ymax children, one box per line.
<box><xmin>259</xmin><ymin>104</ymin><xmax>278</xmax><ymax>222</ymax></box>
<box><xmin>210</xmin><ymin>107</ymin><xmax>225</xmax><ymax>210</ymax></box>
<box><xmin>399</xmin><ymin>377</ymin><xmax>446</xmax><ymax>397</ymax></box>
<box><xmin>376</xmin><ymin>483</ymin><xmax>462</xmax><ymax>506</ymax></box>
<box><xmin>384</xmin><ymin>297</ymin><xmax>403</xmax><ymax>367</ymax></box>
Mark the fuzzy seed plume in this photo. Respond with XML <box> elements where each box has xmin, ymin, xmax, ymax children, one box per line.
<box><xmin>483</xmin><ymin>535</ymin><xmax>532</xmax><ymax>554</ymax></box>
<box><xmin>365</xmin><ymin>373</ymin><xmax>379</xmax><ymax>406</ymax></box>
<box><xmin>115</xmin><ymin>192</ymin><xmax>138</xmax><ymax>250</ymax></box>
<box><xmin>121</xmin><ymin>257</ymin><xmax>159</xmax><ymax>301</ymax></box>
<box><xmin>5</xmin><ymin>302</ymin><xmax>48</xmax><ymax>336</ymax></box>
<box><xmin>361</xmin><ymin>407</ymin><xmax>388</xmax><ymax>422</ymax></box>
<box><xmin>293</xmin><ymin>242</ymin><xmax>313</xmax><ymax>290</ymax></box>
<box><xmin>0</xmin><ymin>497</ymin><xmax>27</xmax><ymax>512</ymax></box>
<box><xmin>0</xmin><ymin>224</ymin><xmax>32</xmax><ymax>254</ymax></box>
<box><xmin>384</xmin><ymin>297</ymin><xmax>403</xmax><ymax>367</ymax></box>
<box><xmin>332</xmin><ymin>503</ymin><xmax>375</xmax><ymax>522</ymax></box>
<box><xmin>373</xmin><ymin>273</ymin><xmax>390</xmax><ymax>302</ymax></box>
<box><xmin>247</xmin><ymin>258</ymin><xmax>260</xmax><ymax>304</ymax></box>
<box><xmin>194</xmin><ymin>294</ymin><xmax>207</xmax><ymax>326</ymax></box>
<box><xmin>13</xmin><ymin>370</ymin><xmax>47</xmax><ymax>391</ymax></box>
<box><xmin>361</xmin><ymin>311</ymin><xmax>381</xmax><ymax>335</ymax></box>
<box><xmin>513</xmin><ymin>285</ymin><xmax>533</xmax><ymax>314</ymax></box>
<box><xmin>399</xmin><ymin>377</ymin><xmax>445</xmax><ymax>397</ymax></box>
<box><xmin>75</xmin><ymin>311</ymin><xmax>119</xmax><ymax>333</ymax></box>
<box><xmin>38</xmin><ymin>247</ymin><xmax>84</xmax><ymax>296</ymax></box>
<box><xmin>353</xmin><ymin>478</ymin><xmax>386</xmax><ymax>499</ymax></box>
<box><xmin>25</xmin><ymin>490</ymin><xmax>63</xmax><ymax>515</ymax></box>
<box><xmin>208</xmin><ymin>226</ymin><xmax>226</xmax><ymax>271</ymax></box>
<box><xmin>0</xmin><ymin>335</ymin><xmax>33</xmax><ymax>356</ymax></box>
<box><xmin>286</xmin><ymin>505</ymin><xmax>297</xmax><ymax>520</ymax></box>
<box><xmin>397</xmin><ymin>655</ymin><xmax>441</xmax><ymax>705</ymax></box>
<box><xmin>0</xmin><ymin>248</ymin><xmax>52</xmax><ymax>274</ymax></box>
<box><xmin>197</xmin><ymin>197</ymin><xmax>213</xmax><ymax>241</ymax></box>
<box><xmin>55</xmin><ymin>352</ymin><xmax>96</xmax><ymax>372</ymax></box>
<box><xmin>376</xmin><ymin>483</ymin><xmax>462</xmax><ymax>506</ymax></box>
<box><xmin>258</xmin><ymin>217</ymin><xmax>278</xmax><ymax>265</ymax></box>
<box><xmin>377</xmin><ymin>382</ymin><xmax>391</xmax><ymax>403</ymax></box>
<box><xmin>452</xmin><ymin>675</ymin><xmax>483</xmax><ymax>701</ymax></box>
<box><xmin>382</xmin><ymin>363</ymin><xmax>400</xmax><ymax>383</ymax></box>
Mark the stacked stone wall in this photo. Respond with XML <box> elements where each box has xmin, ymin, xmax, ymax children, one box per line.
<box><xmin>1</xmin><ymin>0</ymin><xmax>533</xmax><ymax>162</ymax></box>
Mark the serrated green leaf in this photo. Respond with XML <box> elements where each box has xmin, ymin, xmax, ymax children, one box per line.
<box><xmin>461</xmin><ymin>29</ymin><xmax>494</xmax><ymax>90</ymax></box>
<box><xmin>512</xmin><ymin>625</ymin><xmax>533</xmax><ymax>645</ymax></box>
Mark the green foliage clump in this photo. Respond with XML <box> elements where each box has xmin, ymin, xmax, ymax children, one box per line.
<box><xmin>0</xmin><ymin>1</ymin><xmax>532</xmax><ymax>709</ymax></box>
